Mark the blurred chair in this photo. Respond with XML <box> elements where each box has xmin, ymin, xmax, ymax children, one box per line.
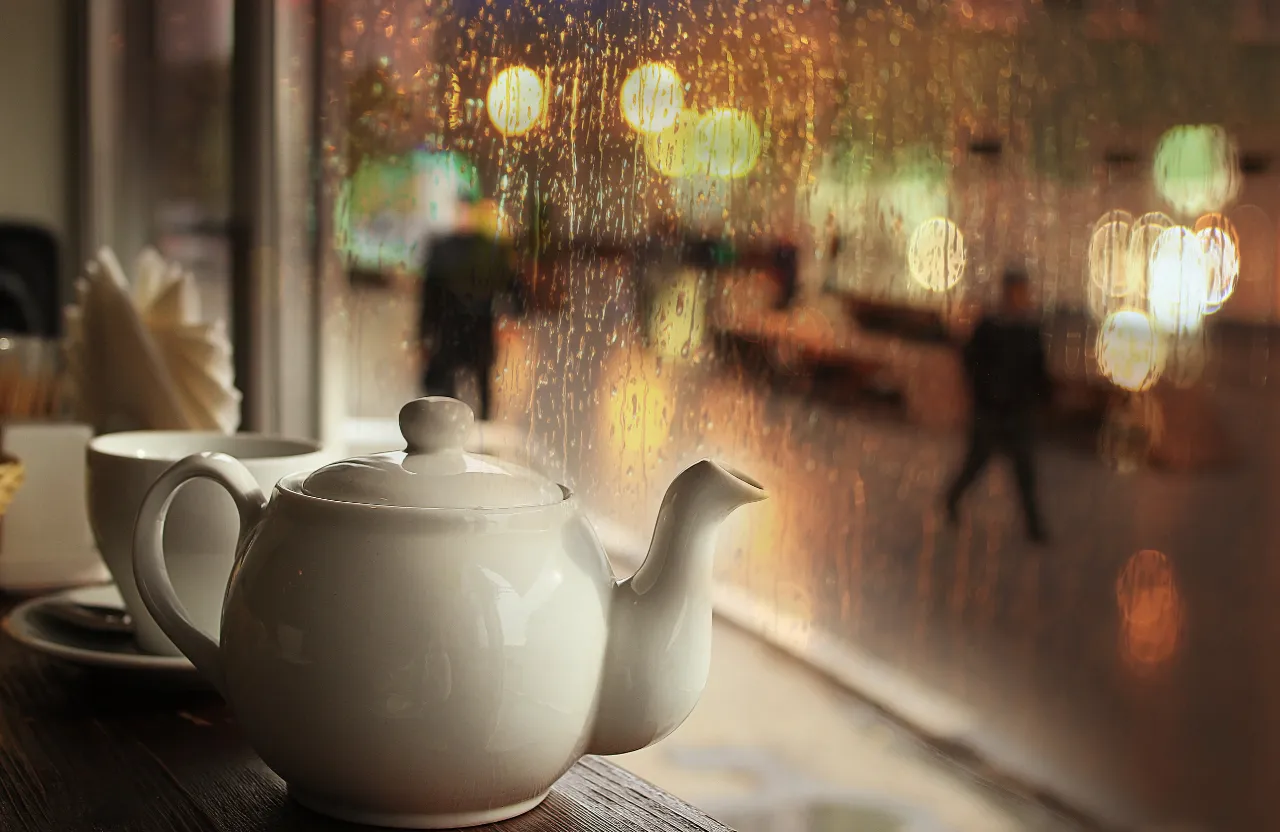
<box><xmin>0</xmin><ymin>268</ymin><xmax>42</xmax><ymax>336</ymax></box>
<box><xmin>0</xmin><ymin>223</ymin><xmax>62</xmax><ymax>337</ymax></box>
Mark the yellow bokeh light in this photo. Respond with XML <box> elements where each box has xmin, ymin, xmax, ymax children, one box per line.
<box><xmin>1097</xmin><ymin>309</ymin><xmax>1164</xmax><ymax>392</ymax></box>
<box><xmin>643</xmin><ymin>109</ymin><xmax>701</xmax><ymax>178</ymax></box>
<box><xmin>485</xmin><ymin>66</ymin><xmax>545</xmax><ymax>137</ymax></box>
<box><xmin>1147</xmin><ymin>225</ymin><xmax>1210</xmax><ymax>335</ymax></box>
<box><xmin>1088</xmin><ymin>277</ymin><xmax>1140</xmax><ymax>323</ymax></box>
<box><xmin>1088</xmin><ymin>216</ymin><xmax>1132</xmax><ymax>296</ymax></box>
<box><xmin>1125</xmin><ymin>211</ymin><xmax>1177</xmax><ymax>303</ymax></box>
<box><xmin>620</xmin><ymin>63</ymin><xmax>684</xmax><ymax>135</ymax></box>
<box><xmin>1094</xmin><ymin>208</ymin><xmax>1134</xmax><ymax>230</ymax></box>
<box><xmin>906</xmin><ymin>217</ymin><xmax>966</xmax><ymax>292</ymax></box>
<box><xmin>694</xmin><ymin>108</ymin><xmax>762</xmax><ymax>179</ymax></box>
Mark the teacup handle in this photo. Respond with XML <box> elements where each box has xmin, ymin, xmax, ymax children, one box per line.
<box><xmin>132</xmin><ymin>451</ymin><xmax>267</xmax><ymax>698</ymax></box>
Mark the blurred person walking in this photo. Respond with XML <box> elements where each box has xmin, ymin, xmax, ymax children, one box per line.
<box><xmin>419</xmin><ymin>196</ymin><xmax>527</xmax><ymax>421</ymax></box>
<box><xmin>944</xmin><ymin>268</ymin><xmax>1052</xmax><ymax>543</ymax></box>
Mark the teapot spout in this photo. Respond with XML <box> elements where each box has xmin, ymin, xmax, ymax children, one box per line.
<box><xmin>589</xmin><ymin>460</ymin><xmax>765</xmax><ymax>756</ymax></box>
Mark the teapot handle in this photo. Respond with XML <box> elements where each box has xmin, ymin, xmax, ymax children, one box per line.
<box><xmin>132</xmin><ymin>452</ymin><xmax>267</xmax><ymax>698</ymax></box>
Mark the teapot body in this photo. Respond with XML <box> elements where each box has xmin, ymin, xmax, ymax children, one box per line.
<box><xmin>220</xmin><ymin>474</ymin><xmax>615</xmax><ymax>826</ymax></box>
<box><xmin>131</xmin><ymin>398</ymin><xmax>766</xmax><ymax>829</ymax></box>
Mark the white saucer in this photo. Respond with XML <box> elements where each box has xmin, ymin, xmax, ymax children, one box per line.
<box><xmin>2</xmin><ymin>589</ymin><xmax>197</xmax><ymax>675</ymax></box>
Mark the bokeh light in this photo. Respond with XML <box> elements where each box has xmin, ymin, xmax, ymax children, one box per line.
<box><xmin>1125</xmin><ymin>211</ymin><xmax>1177</xmax><ymax>304</ymax></box>
<box><xmin>1087</xmin><ymin>278</ymin><xmax>1122</xmax><ymax>322</ymax></box>
<box><xmin>1153</xmin><ymin>124</ymin><xmax>1242</xmax><ymax>217</ymax></box>
<box><xmin>1193</xmin><ymin>210</ymin><xmax>1240</xmax><ymax>240</ymax></box>
<box><xmin>1115</xmin><ymin>549</ymin><xmax>1183</xmax><ymax>674</ymax></box>
<box><xmin>1094</xmin><ymin>208</ymin><xmax>1135</xmax><ymax>230</ymax></box>
<box><xmin>335</xmin><ymin>150</ymin><xmax>480</xmax><ymax>271</ymax></box>
<box><xmin>906</xmin><ymin>217</ymin><xmax>966</xmax><ymax>292</ymax></box>
<box><xmin>1097</xmin><ymin>310</ymin><xmax>1164</xmax><ymax>392</ymax></box>
<box><xmin>485</xmin><ymin>66</ymin><xmax>545</xmax><ymax>137</ymax></box>
<box><xmin>1088</xmin><ymin>215</ymin><xmax>1132</xmax><ymax>296</ymax></box>
<box><xmin>1196</xmin><ymin>225</ymin><xmax>1241</xmax><ymax>314</ymax></box>
<box><xmin>694</xmin><ymin>108</ymin><xmax>762</xmax><ymax>179</ymax></box>
<box><xmin>644</xmin><ymin>108</ymin><xmax>701</xmax><ymax>178</ymax></box>
<box><xmin>1147</xmin><ymin>225</ymin><xmax>1210</xmax><ymax>334</ymax></box>
<box><xmin>619</xmin><ymin>63</ymin><xmax>684</xmax><ymax>135</ymax></box>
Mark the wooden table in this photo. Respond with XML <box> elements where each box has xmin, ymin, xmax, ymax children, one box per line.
<box><xmin>0</xmin><ymin>597</ymin><xmax>729</xmax><ymax>832</ymax></box>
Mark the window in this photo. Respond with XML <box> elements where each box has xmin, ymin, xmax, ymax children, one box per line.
<box><xmin>105</xmin><ymin>0</ymin><xmax>1280</xmax><ymax>828</ymax></box>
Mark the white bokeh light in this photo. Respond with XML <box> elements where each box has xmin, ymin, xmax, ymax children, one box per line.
<box><xmin>1098</xmin><ymin>310</ymin><xmax>1165</xmax><ymax>392</ymax></box>
<box><xmin>1197</xmin><ymin>225</ymin><xmax>1240</xmax><ymax>314</ymax></box>
<box><xmin>620</xmin><ymin>63</ymin><xmax>684</xmax><ymax>135</ymax></box>
<box><xmin>906</xmin><ymin>217</ymin><xmax>966</xmax><ymax>292</ymax></box>
<box><xmin>485</xmin><ymin>66</ymin><xmax>545</xmax><ymax>137</ymax></box>
<box><xmin>1147</xmin><ymin>226</ymin><xmax>1210</xmax><ymax>335</ymax></box>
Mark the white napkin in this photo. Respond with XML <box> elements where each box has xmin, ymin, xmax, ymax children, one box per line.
<box><xmin>64</xmin><ymin>247</ymin><xmax>241</xmax><ymax>434</ymax></box>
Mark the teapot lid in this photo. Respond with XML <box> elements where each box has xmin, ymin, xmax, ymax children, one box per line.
<box><xmin>300</xmin><ymin>397</ymin><xmax>563</xmax><ymax>510</ymax></box>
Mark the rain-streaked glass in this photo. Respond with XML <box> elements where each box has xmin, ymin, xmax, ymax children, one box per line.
<box><xmin>319</xmin><ymin>2</ymin><xmax>1280</xmax><ymax>829</ymax></box>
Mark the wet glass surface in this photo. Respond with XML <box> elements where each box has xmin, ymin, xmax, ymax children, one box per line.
<box><xmin>319</xmin><ymin>1</ymin><xmax>1280</xmax><ymax>828</ymax></box>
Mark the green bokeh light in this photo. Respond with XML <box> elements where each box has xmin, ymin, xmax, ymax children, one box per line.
<box><xmin>335</xmin><ymin>150</ymin><xmax>480</xmax><ymax>272</ymax></box>
<box><xmin>1152</xmin><ymin>125</ymin><xmax>1241</xmax><ymax>217</ymax></box>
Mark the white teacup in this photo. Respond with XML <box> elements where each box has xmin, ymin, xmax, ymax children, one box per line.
<box><xmin>86</xmin><ymin>432</ymin><xmax>329</xmax><ymax>656</ymax></box>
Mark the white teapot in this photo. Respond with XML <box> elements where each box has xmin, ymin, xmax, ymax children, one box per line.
<box><xmin>133</xmin><ymin>396</ymin><xmax>765</xmax><ymax>829</ymax></box>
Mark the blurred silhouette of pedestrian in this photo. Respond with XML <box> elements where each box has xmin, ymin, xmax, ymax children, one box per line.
<box><xmin>821</xmin><ymin>234</ymin><xmax>843</xmax><ymax>294</ymax></box>
<box><xmin>944</xmin><ymin>268</ymin><xmax>1051</xmax><ymax>543</ymax></box>
<box><xmin>419</xmin><ymin>196</ymin><xmax>527</xmax><ymax>421</ymax></box>
<box><xmin>772</xmin><ymin>238</ymin><xmax>800</xmax><ymax>310</ymax></box>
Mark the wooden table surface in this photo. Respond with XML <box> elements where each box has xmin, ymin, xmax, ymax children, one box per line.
<box><xmin>0</xmin><ymin>595</ymin><xmax>730</xmax><ymax>832</ymax></box>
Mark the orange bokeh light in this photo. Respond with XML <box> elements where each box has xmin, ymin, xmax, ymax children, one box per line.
<box><xmin>1115</xmin><ymin>549</ymin><xmax>1184</xmax><ymax>674</ymax></box>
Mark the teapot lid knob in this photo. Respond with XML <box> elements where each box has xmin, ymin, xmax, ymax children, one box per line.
<box><xmin>399</xmin><ymin>397</ymin><xmax>474</xmax><ymax>454</ymax></box>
